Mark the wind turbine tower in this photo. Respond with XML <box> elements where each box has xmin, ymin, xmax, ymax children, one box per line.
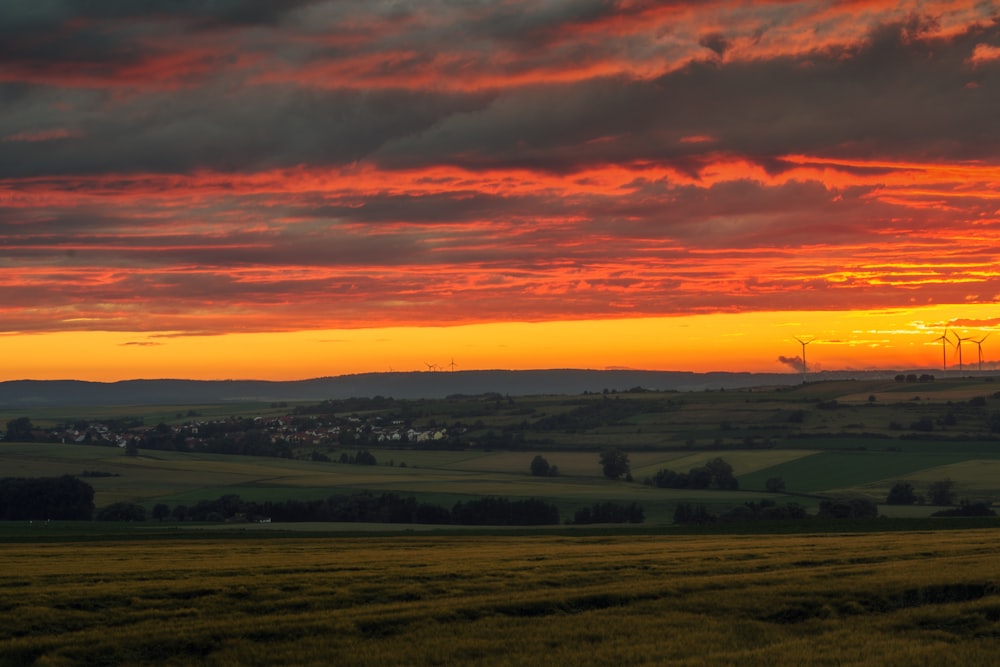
<box><xmin>973</xmin><ymin>334</ymin><xmax>990</xmax><ymax>372</ymax></box>
<box><xmin>932</xmin><ymin>328</ymin><xmax>949</xmax><ymax>372</ymax></box>
<box><xmin>794</xmin><ymin>337</ymin><xmax>813</xmax><ymax>381</ymax></box>
<box><xmin>951</xmin><ymin>332</ymin><xmax>974</xmax><ymax>373</ymax></box>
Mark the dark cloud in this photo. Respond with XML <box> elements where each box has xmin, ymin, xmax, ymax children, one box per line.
<box><xmin>1</xmin><ymin>2</ymin><xmax>999</xmax><ymax>335</ymax></box>
<box><xmin>698</xmin><ymin>33</ymin><xmax>730</xmax><ymax>56</ymax></box>
<box><xmin>2</xmin><ymin>9</ymin><xmax>998</xmax><ymax>177</ymax></box>
<box><xmin>0</xmin><ymin>1</ymin><xmax>320</xmax><ymax>31</ymax></box>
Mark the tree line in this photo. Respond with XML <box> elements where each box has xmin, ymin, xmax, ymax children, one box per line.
<box><xmin>96</xmin><ymin>492</ymin><xmax>564</xmax><ymax>526</ymax></box>
<box><xmin>673</xmin><ymin>497</ymin><xmax>877</xmax><ymax>525</ymax></box>
<box><xmin>644</xmin><ymin>457</ymin><xmax>738</xmax><ymax>490</ymax></box>
<box><xmin>0</xmin><ymin>476</ymin><xmax>94</xmax><ymax>520</ymax></box>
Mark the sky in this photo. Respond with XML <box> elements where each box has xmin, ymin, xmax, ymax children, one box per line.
<box><xmin>2</xmin><ymin>0</ymin><xmax>1000</xmax><ymax>381</ymax></box>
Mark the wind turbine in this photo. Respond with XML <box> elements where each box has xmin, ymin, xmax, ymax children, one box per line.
<box><xmin>932</xmin><ymin>328</ymin><xmax>950</xmax><ymax>372</ymax></box>
<box><xmin>448</xmin><ymin>357</ymin><xmax>457</xmax><ymax>372</ymax></box>
<box><xmin>973</xmin><ymin>334</ymin><xmax>990</xmax><ymax>372</ymax></box>
<box><xmin>950</xmin><ymin>332</ymin><xmax>974</xmax><ymax>373</ymax></box>
<box><xmin>424</xmin><ymin>362</ymin><xmax>438</xmax><ymax>372</ymax></box>
<box><xmin>794</xmin><ymin>337</ymin><xmax>813</xmax><ymax>379</ymax></box>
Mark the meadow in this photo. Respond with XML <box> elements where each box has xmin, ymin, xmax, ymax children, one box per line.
<box><xmin>3</xmin><ymin>528</ymin><xmax>1000</xmax><ymax>665</ymax></box>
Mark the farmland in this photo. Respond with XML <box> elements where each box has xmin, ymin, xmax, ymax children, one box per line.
<box><xmin>4</xmin><ymin>376</ymin><xmax>1000</xmax><ymax>523</ymax></box>
<box><xmin>4</xmin><ymin>376</ymin><xmax>1000</xmax><ymax>664</ymax></box>
<box><xmin>3</xmin><ymin>528</ymin><xmax>1000</xmax><ymax>665</ymax></box>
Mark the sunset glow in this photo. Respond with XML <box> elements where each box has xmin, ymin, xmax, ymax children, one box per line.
<box><xmin>2</xmin><ymin>1</ymin><xmax>999</xmax><ymax>381</ymax></box>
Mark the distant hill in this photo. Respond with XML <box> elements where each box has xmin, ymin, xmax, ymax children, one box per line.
<box><xmin>0</xmin><ymin>369</ymin><xmax>917</xmax><ymax>408</ymax></box>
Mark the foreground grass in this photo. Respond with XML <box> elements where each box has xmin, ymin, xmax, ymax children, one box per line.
<box><xmin>3</xmin><ymin>528</ymin><xmax>1000</xmax><ymax>665</ymax></box>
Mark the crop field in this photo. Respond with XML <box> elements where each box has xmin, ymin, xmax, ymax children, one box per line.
<box><xmin>3</xmin><ymin>528</ymin><xmax>1000</xmax><ymax>666</ymax></box>
<box><xmin>0</xmin><ymin>443</ymin><xmax>790</xmax><ymax>524</ymax></box>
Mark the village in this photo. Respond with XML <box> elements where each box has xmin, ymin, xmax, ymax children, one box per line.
<box><xmin>3</xmin><ymin>411</ymin><xmax>467</xmax><ymax>458</ymax></box>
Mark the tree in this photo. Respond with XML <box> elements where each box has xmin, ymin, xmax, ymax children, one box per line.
<box><xmin>530</xmin><ymin>455</ymin><xmax>557</xmax><ymax>477</ymax></box>
<box><xmin>886</xmin><ymin>482</ymin><xmax>917</xmax><ymax>505</ymax></box>
<box><xmin>765</xmin><ymin>477</ymin><xmax>786</xmax><ymax>493</ymax></box>
<box><xmin>5</xmin><ymin>417</ymin><xmax>34</xmax><ymax>442</ymax></box>
<box><xmin>152</xmin><ymin>503</ymin><xmax>171</xmax><ymax>521</ymax></box>
<box><xmin>928</xmin><ymin>479</ymin><xmax>956</xmax><ymax>506</ymax></box>
<box><xmin>599</xmin><ymin>449</ymin><xmax>630</xmax><ymax>480</ymax></box>
<box><xmin>705</xmin><ymin>457</ymin><xmax>738</xmax><ymax>490</ymax></box>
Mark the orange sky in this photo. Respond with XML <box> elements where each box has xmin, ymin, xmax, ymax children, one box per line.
<box><xmin>1</xmin><ymin>1</ymin><xmax>999</xmax><ymax>381</ymax></box>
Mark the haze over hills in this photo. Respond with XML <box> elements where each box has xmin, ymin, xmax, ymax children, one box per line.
<box><xmin>0</xmin><ymin>368</ymin><xmax>930</xmax><ymax>407</ymax></box>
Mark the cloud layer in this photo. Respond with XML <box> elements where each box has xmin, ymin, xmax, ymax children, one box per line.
<box><xmin>1</xmin><ymin>1</ymin><xmax>999</xmax><ymax>335</ymax></box>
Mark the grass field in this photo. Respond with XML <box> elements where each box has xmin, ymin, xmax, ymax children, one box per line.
<box><xmin>3</xmin><ymin>527</ymin><xmax>1000</xmax><ymax>665</ymax></box>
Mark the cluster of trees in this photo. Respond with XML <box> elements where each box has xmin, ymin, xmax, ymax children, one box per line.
<box><xmin>96</xmin><ymin>501</ymin><xmax>148</xmax><ymax>521</ymax></box>
<box><xmin>338</xmin><ymin>449</ymin><xmax>378</xmax><ymax>465</ymax></box>
<box><xmin>95</xmin><ymin>493</ymin><xmax>561</xmax><ymax>526</ymax></box>
<box><xmin>816</xmin><ymin>497</ymin><xmax>879</xmax><ymax>519</ymax></box>
<box><xmin>572</xmin><ymin>501</ymin><xmax>644</xmax><ymax>524</ymax></box>
<box><xmin>673</xmin><ymin>496</ymin><xmax>878</xmax><ymax>525</ymax></box>
<box><xmin>0</xmin><ymin>476</ymin><xmax>94</xmax><ymax>520</ymax></box>
<box><xmin>644</xmin><ymin>457</ymin><xmax>738</xmax><ymax>490</ymax></box>
<box><xmin>719</xmin><ymin>500</ymin><xmax>807</xmax><ymax>521</ymax></box>
<box><xmin>932</xmin><ymin>501</ymin><xmax>996</xmax><ymax>517</ymax></box>
<box><xmin>451</xmin><ymin>497</ymin><xmax>560</xmax><ymax>525</ymax></box>
<box><xmin>5</xmin><ymin>417</ymin><xmax>36</xmax><ymax>442</ymax></box>
<box><xmin>293</xmin><ymin>396</ymin><xmax>399</xmax><ymax>415</ymax></box>
<box><xmin>529</xmin><ymin>455</ymin><xmax>559</xmax><ymax>477</ymax></box>
<box><xmin>140</xmin><ymin>421</ymin><xmax>294</xmax><ymax>458</ymax></box>
<box><xmin>886</xmin><ymin>479</ymin><xmax>960</xmax><ymax>506</ymax></box>
<box><xmin>894</xmin><ymin>374</ymin><xmax>936</xmax><ymax>383</ymax></box>
<box><xmin>672</xmin><ymin>502</ymin><xmax>717</xmax><ymax>525</ymax></box>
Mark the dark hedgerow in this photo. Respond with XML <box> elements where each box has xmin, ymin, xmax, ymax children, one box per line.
<box><xmin>572</xmin><ymin>501</ymin><xmax>644</xmax><ymax>524</ymax></box>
